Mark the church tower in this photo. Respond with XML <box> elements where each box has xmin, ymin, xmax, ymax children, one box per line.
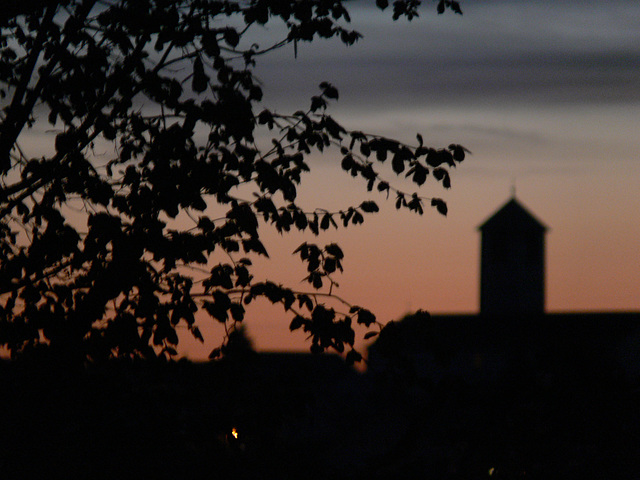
<box><xmin>478</xmin><ymin>197</ymin><xmax>547</xmax><ymax>318</ymax></box>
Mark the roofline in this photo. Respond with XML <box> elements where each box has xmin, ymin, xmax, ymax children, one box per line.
<box><xmin>477</xmin><ymin>196</ymin><xmax>548</xmax><ymax>231</ymax></box>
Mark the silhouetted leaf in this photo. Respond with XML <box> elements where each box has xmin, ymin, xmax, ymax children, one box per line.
<box><xmin>408</xmin><ymin>194</ymin><xmax>424</xmax><ymax>214</ymax></box>
<box><xmin>192</xmin><ymin>327</ymin><xmax>204</xmax><ymax>342</ymax></box>
<box><xmin>202</xmin><ymin>30</ymin><xmax>220</xmax><ymax>57</ymax></box>
<box><xmin>320</xmin><ymin>213</ymin><xmax>332</xmax><ymax>230</ymax></box>
<box><xmin>192</xmin><ymin>56</ymin><xmax>208</xmax><ymax>93</ymax></box>
<box><xmin>297</xmin><ymin>294</ymin><xmax>314</xmax><ymax>312</ymax></box>
<box><xmin>320</xmin><ymin>81</ymin><xmax>339</xmax><ymax>100</ymax></box>
<box><xmin>289</xmin><ymin>315</ymin><xmax>305</xmax><ymax>331</ymax></box>
<box><xmin>229</xmin><ymin>303</ymin><xmax>245</xmax><ymax>322</ymax></box>
<box><xmin>242</xmin><ymin>238</ymin><xmax>269</xmax><ymax>257</ymax></box>
<box><xmin>391</xmin><ymin>153</ymin><xmax>405</xmax><ymax>174</ymax></box>
<box><xmin>206</xmin><ymin>264</ymin><xmax>234</xmax><ymax>290</ymax></box>
<box><xmin>323</xmin><ymin>257</ymin><xmax>336</xmax><ymax>273</ymax></box>
<box><xmin>356</xmin><ymin>308</ymin><xmax>376</xmax><ymax>327</ymax></box>
<box><xmin>359</xmin><ymin>201</ymin><xmax>379</xmax><ymax>213</ymax></box>
<box><xmin>257</xmin><ymin>109</ymin><xmax>275</xmax><ymax>128</ymax></box>
<box><xmin>310</xmin><ymin>95</ymin><xmax>327</xmax><ymax>111</ymax></box>
<box><xmin>451</xmin><ymin>1</ymin><xmax>463</xmax><ymax>15</ymax></box>
<box><xmin>433</xmin><ymin>167</ymin><xmax>451</xmax><ymax>188</ymax></box>
<box><xmin>426</xmin><ymin>148</ymin><xmax>455</xmax><ymax>167</ymax></box>
<box><xmin>310</xmin><ymin>272</ymin><xmax>323</xmax><ymax>289</ymax></box>
<box><xmin>377</xmin><ymin>181</ymin><xmax>390</xmax><ymax>193</ymax></box>
<box><xmin>309</xmin><ymin>214</ymin><xmax>319</xmax><ymax>235</ymax></box>
<box><xmin>410</xmin><ymin>163</ymin><xmax>428</xmax><ymax>186</ymax></box>
<box><xmin>325</xmin><ymin>243</ymin><xmax>344</xmax><ymax>259</ymax></box>
<box><xmin>294</xmin><ymin>210</ymin><xmax>308</xmax><ymax>230</ymax></box>
<box><xmin>224</xmin><ymin>28</ymin><xmax>239</xmax><ymax>47</ymax></box>
<box><xmin>448</xmin><ymin>143</ymin><xmax>468</xmax><ymax>162</ymax></box>
<box><xmin>341</xmin><ymin>154</ymin><xmax>354</xmax><ymax>172</ymax></box>
<box><xmin>431</xmin><ymin>198</ymin><xmax>448</xmax><ymax>216</ymax></box>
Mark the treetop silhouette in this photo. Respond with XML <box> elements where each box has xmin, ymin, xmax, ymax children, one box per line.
<box><xmin>0</xmin><ymin>0</ymin><xmax>464</xmax><ymax>364</ymax></box>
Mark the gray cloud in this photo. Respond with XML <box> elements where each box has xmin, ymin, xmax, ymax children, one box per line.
<box><xmin>252</xmin><ymin>0</ymin><xmax>640</xmax><ymax>112</ymax></box>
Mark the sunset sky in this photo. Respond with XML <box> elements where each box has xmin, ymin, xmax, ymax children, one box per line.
<box><xmin>206</xmin><ymin>0</ymin><xmax>640</xmax><ymax>357</ymax></box>
<box><xmin>15</xmin><ymin>0</ymin><xmax>640</xmax><ymax>360</ymax></box>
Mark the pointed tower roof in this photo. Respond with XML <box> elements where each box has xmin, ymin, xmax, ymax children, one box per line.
<box><xmin>478</xmin><ymin>197</ymin><xmax>547</xmax><ymax>233</ymax></box>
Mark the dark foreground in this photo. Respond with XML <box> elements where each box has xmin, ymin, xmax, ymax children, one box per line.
<box><xmin>2</xmin><ymin>353</ymin><xmax>640</xmax><ymax>479</ymax></box>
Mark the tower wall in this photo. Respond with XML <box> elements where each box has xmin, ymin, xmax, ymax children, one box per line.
<box><xmin>480</xmin><ymin>226</ymin><xmax>545</xmax><ymax>317</ymax></box>
<box><xmin>479</xmin><ymin>198</ymin><xmax>546</xmax><ymax>318</ymax></box>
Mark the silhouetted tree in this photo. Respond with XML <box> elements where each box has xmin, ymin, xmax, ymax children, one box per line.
<box><xmin>222</xmin><ymin>325</ymin><xmax>256</xmax><ymax>361</ymax></box>
<box><xmin>0</xmin><ymin>0</ymin><xmax>464</xmax><ymax>364</ymax></box>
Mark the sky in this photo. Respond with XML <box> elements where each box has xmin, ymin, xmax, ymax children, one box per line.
<box><xmin>11</xmin><ymin>0</ymin><xmax>640</xmax><ymax>360</ymax></box>
<box><xmin>193</xmin><ymin>0</ymin><xmax>640</xmax><ymax>358</ymax></box>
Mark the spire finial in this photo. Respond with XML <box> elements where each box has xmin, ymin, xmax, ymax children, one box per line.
<box><xmin>511</xmin><ymin>178</ymin><xmax>517</xmax><ymax>198</ymax></box>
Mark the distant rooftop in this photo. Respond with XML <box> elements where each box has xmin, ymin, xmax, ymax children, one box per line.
<box><xmin>478</xmin><ymin>196</ymin><xmax>547</xmax><ymax>233</ymax></box>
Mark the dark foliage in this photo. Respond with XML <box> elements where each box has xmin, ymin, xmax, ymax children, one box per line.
<box><xmin>0</xmin><ymin>0</ymin><xmax>464</xmax><ymax>364</ymax></box>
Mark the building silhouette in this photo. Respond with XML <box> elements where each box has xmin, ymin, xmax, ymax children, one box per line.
<box><xmin>479</xmin><ymin>196</ymin><xmax>547</xmax><ymax>317</ymax></box>
<box><xmin>363</xmin><ymin>196</ymin><xmax>640</xmax><ymax>477</ymax></box>
<box><xmin>369</xmin><ymin>195</ymin><xmax>640</xmax><ymax>382</ymax></box>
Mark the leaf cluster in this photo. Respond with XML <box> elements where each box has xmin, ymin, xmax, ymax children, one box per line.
<box><xmin>0</xmin><ymin>0</ymin><xmax>465</xmax><ymax>364</ymax></box>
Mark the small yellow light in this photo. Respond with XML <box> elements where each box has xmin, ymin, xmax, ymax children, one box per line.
<box><xmin>488</xmin><ymin>467</ymin><xmax>495</xmax><ymax>476</ymax></box>
<box><xmin>231</xmin><ymin>427</ymin><xmax>238</xmax><ymax>439</ymax></box>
